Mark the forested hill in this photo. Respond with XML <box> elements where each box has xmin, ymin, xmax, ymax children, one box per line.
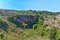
<box><xmin>0</xmin><ymin>9</ymin><xmax>60</xmax><ymax>40</ymax></box>
<box><xmin>0</xmin><ymin>9</ymin><xmax>59</xmax><ymax>16</ymax></box>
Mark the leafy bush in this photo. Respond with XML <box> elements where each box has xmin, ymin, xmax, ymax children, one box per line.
<box><xmin>0</xmin><ymin>31</ymin><xmax>5</xmax><ymax>40</ymax></box>
<box><xmin>47</xmin><ymin>27</ymin><xmax>58</xmax><ymax>40</ymax></box>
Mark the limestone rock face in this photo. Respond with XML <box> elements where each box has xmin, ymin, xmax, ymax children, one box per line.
<box><xmin>9</xmin><ymin>15</ymin><xmax>38</xmax><ymax>28</ymax></box>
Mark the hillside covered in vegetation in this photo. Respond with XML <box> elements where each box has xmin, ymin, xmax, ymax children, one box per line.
<box><xmin>0</xmin><ymin>9</ymin><xmax>60</xmax><ymax>40</ymax></box>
